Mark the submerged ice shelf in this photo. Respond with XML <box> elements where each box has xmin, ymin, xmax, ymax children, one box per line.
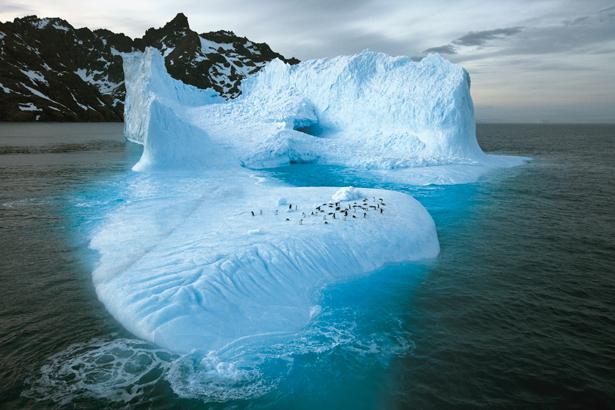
<box><xmin>91</xmin><ymin>48</ymin><xmax>522</xmax><ymax>354</ymax></box>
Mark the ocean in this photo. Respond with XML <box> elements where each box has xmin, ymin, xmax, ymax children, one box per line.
<box><xmin>0</xmin><ymin>123</ymin><xmax>613</xmax><ymax>408</ymax></box>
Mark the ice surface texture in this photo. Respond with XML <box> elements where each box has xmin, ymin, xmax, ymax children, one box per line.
<box><xmin>92</xmin><ymin>178</ymin><xmax>439</xmax><ymax>353</ymax></box>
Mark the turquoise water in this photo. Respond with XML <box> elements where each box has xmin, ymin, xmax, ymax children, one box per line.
<box><xmin>0</xmin><ymin>123</ymin><xmax>614</xmax><ymax>408</ymax></box>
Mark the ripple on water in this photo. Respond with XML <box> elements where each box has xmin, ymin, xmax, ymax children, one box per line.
<box><xmin>22</xmin><ymin>303</ymin><xmax>416</xmax><ymax>406</ymax></box>
<box><xmin>21</xmin><ymin>338</ymin><xmax>174</xmax><ymax>406</ymax></box>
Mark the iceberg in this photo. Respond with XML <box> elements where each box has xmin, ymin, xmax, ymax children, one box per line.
<box><xmin>123</xmin><ymin>48</ymin><xmax>523</xmax><ymax>179</ymax></box>
<box><xmin>91</xmin><ymin>48</ymin><xmax>521</xmax><ymax>354</ymax></box>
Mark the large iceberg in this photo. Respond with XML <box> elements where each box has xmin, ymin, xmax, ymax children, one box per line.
<box><xmin>124</xmin><ymin>48</ymin><xmax>522</xmax><ymax>179</ymax></box>
<box><xmin>90</xmin><ymin>48</ymin><xmax>522</xmax><ymax>354</ymax></box>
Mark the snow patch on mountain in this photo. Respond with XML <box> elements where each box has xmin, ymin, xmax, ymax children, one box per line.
<box><xmin>20</xmin><ymin>69</ymin><xmax>48</xmax><ymax>85</ymax></box>
<box><xmin>74</xmin><ymin>68</ymin><xmax>122</xmax><ymax>95</ymax></box>
<box><xmin>18</xmin><ymin>102</ymin><xmax>41</xmax><ymax>111</ymax></box>
<box><xmin>200</xmin><ymin>36</ymin><xmax>233</xmax><ymax>52</ymax></box>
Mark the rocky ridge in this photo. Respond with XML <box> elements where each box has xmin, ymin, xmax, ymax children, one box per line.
<box><xmin>0</xmin><ymin>13</ymin><xmax>298</xmax><ymax>121</ymax></box>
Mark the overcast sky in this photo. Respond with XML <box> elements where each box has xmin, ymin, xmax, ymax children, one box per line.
<box><xmin>2</xmin><ymin>0</ymin><xmax>614</xmax><ymax>122</ymax></box>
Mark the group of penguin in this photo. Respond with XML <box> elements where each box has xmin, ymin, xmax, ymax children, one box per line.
<box><xmin>250</xmin><ymin>197</ymin><xmax>386</xmax><ymax>225</ymax></box>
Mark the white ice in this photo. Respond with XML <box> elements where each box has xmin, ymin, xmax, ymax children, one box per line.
<box><xmin>124</xmin><ymin>49</ymin><xmax>525</xmax><ymax>183</ymax></box>
<box><xmin>92</xmin><ymin>172</ymin><xmax>439</xmax><ymax>353</ymax></box>
<box><xmin>91</xmin><ymin>48</ymin><xmax>524</xmax><ymax>354</ymax></box>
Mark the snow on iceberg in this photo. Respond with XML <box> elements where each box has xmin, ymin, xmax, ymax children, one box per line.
<box><xmin>332</xmin><ymin>186</ymin><xmax>364</xmax><ymax>202</ymax></box>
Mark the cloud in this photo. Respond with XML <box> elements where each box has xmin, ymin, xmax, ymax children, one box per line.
<box><xmin>453</xmin><ymin>9</ymin><xmax>615</xmax><ymax>62</ymax></box>
<box><xmin>452</xmin><ymin>27</ymin><xmax>523</xmax><ymax>47</ymax></box>
<box><xmin>422</xmin><ymin>26</ymin><xmax>523</xmax><ymax>56</ymax></box>
<box><xmin>0</xmin><ymin>1</ymin><xmax>30</xmax><ymax>14</ymax></box>
<box><xmin>599</xmin><ymin>4</ymin><xmax>615</xmax><ymax>14</ymax></box>
<box><xmin>423</xmin><ymin>44</ymin><xmax>457</xmax><ymax>54</ymax></box>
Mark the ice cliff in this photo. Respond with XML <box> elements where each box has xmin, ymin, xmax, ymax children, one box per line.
<box><xmin>122</xmin><ymin>48</ymin><xmax>524</xmax><ymax>178</ymax></box>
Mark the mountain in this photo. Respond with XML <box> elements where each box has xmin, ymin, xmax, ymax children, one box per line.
<box><xmin>0</xmin><ymin>13</ymin><xmax>299</xmax><ymax>121</ymax></box>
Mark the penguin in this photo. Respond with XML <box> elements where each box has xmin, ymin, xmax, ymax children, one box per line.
<box><xmin>363</xmin><ymin>212</ymin><xmax>367</xmax><ymax>218</ymax></box>
<box><xmin>333</xmin><ymin>213</ymin><xmax>336</xmax><ymax>219</ymax></box>
<box><xmin>380</xmin><ymin>208</ymin><xmax>383</xmax><ymax>214</ymax></box>
<box><xmin>299</xmin><ymin>219</ymin><xmax>303</xmax><ymax>225</ymax></box>
<box><xmin>289</xmin><ymin>204</ymin><xmax>292</xmax><ymax>210</ymax></box>
<box><xmin>251</xmin><ymin>211</ymin><xmax>255</xmax><ymax>216</ymax></box>
<box><xmin>275</xmin><ymin>209</ymin><xmax>279</xmax><ymax>216</ymax></box>
<box><xmin>259</xmin><ymin>209</ymin><xmax>263</xmax><ymax>215</ymax></box>
<box><xmin>324</xmin><ymin>221</ymin><xmax>329</xmax><ymax>224</ymax></box>
<box><xmin>285</xmin><ymin>217</ymin><xmax>290</xmax><ymax>221</ymax></box>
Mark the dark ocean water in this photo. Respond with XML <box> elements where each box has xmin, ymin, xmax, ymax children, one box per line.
<box><xmin>0</xmin><ymin>123</ymin><xmax>614</xmax><ymax>409</ymax></box>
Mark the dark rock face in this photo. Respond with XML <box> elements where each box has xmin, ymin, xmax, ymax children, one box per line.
<box><xmin>0</xmin><ymin>13</ymin><xmax>298</xmax><ymax>121</ymax></box>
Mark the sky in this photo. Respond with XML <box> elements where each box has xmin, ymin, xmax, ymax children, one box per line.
<box><xmin>2</xmin><ymin>0</ymin><xmax>615</xmax><ymax>122</ymax></box>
